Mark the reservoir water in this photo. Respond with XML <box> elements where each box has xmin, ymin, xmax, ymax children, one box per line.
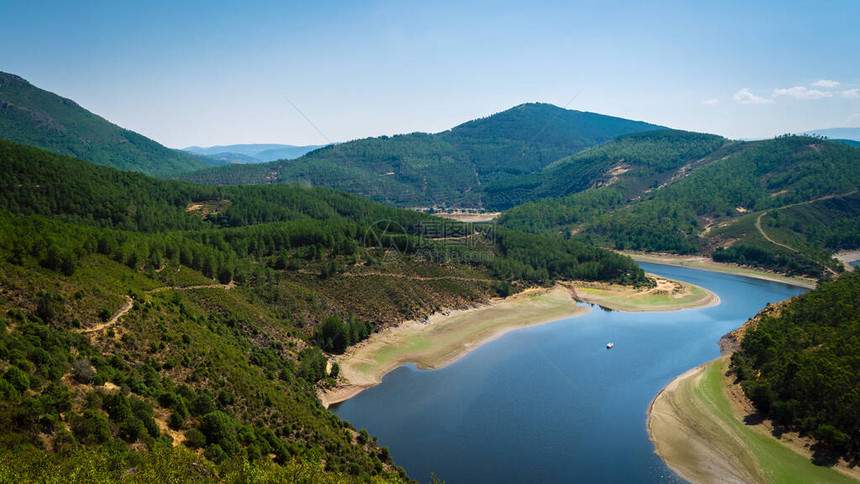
<box><xmin>332</xmin><ymin>263</ymin><xmax>806</xmax><ymax>483</ymax></box>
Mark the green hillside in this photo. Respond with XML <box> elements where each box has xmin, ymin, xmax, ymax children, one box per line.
<box><xmin>0</xmin><ymin>72</ymin><xmax>210</xmax><ymax>177</ymax></box>
<box><xmin>0</xmin><ymin>140</ymin><xmax>647</xmax><ymax>481</ymax></box>
<box><xmin>731</xmin><ymin>272</ymin><xmax>860</xmax><ymax>460</ymax></box>
<box><xmin>500</xmin><ymin>135</ymin><xmax>860</xmax><ymax>278</ymax></box>
<box><xmin>178</xmin><ymin>103</ymin><xmax>663</xmax><ymax>210</ymax></box>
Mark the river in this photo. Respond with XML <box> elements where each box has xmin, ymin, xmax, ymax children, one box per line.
<box><xmin>332</xmin><ymin>263</ymin><xmax>806</xmax><ymax>483</ymax></box>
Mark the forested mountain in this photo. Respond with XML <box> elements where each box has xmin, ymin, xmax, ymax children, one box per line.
<box><xmin>183</xmin><ymin>144</ymin><xmax>327</xmax><ymax>164</ymax></box>
<box><xmin>731</xmin><ymin>272</ymin><xmax>860</xmax><ymax>459</ymax></box>
<box><xmin>0</xmin><ymin>72</ymin><xmax>212</xmax><ymax>177</ymax></box>
<box><xmin>500</xmin><ymin>134</ymin><xmax>860</xmax><ymax>278</ymax></box>
<box><xmin>178</xmin><ymin>103</ymin><xmax>663</xmax><ymax>209</ymax></box>
<box><xmin>0</xmin><ymin>140</ymin><xmax>647</xmax><ymax>481</ymax></box>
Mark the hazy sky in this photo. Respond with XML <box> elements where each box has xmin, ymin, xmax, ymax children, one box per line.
<box><xmin>1</xmin><ymin>0</ymin><xmax>858</xmax><ymax>147</ymax></box>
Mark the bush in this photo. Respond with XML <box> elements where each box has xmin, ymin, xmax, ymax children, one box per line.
<box><xmin>168</xmin><ymin>411</ymin><xmax>185</xmax><ymax>431</ymax></box>
<box><xmin>298</xmin><ymin>348</ymin><xmax>327</xmax><ymax>382</ymax></box>
<box><xmin>98</xmin><ymin>308</ymin><xmax>112</xmax><ymax>322</ymax></box>
<box><xmin>73</xmin><ymin>359</ymin><xmax>96</xmax><ymax>384</ymax></box>
<box><xmin>72</xmin><ymin>409</ymin><xmax>111</xmax><ymax>444</ymax></box>
<box><xmin>119</xmin><ymin>415</ymin><xmax>146</xmax><ymax>442</ymax></box>
<box><xmin>245</xmin><ymin>443</ymin><xmax>262</xmax><ymax>462</ymax></box>
<box><xmin>103</xmin><ymin>392</ymin><xmax>131</xmax><ymax>422</ymax></box>
<box><xmin>42</xmin><ymin>382</ymin><xmax>72</xmax><ymax>414</ymax></box>
<box><xmin>190</xmin><ymin>393</ymin><xmax>216</xmax><ymax>416</ymax></box>
<box><xmin>0</xmin><ymin>379</ymin><xmax>20</xmax><ymax>401</ymax></box>
<box><xmin>204</xmin><ymin>444</ymin><xmax>227</xmax><ymax>464</ymax></box>
<box><xmin>201</xmin><ymin>411</ymin><xmax>239</xmax><ymax>455</ymax></box>
<box><xmin>3</xmin><ymin>366</ymin><xmax>30</xmax><ymax>393</ymax></box>
<box><xmin>816</xmin><ymin>424</ymin><xmax>849</xmax><ymax>450</ymax></box>
<box><xmin>185</xmin><ymin>428</ymin><xmax>206</xmax><ymax>449</ymax></box>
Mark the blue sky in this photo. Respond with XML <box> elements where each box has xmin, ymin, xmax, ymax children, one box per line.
<box><xmin>1</xmin><ymin>0</ymin><xmax>858</xmax><ymax>147</ymax></box>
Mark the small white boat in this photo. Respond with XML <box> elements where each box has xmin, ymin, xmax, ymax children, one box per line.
<box><xmin>606</xmin><ymin>342</ymin><xmax>614</xmax><ymax>349</ymax></box>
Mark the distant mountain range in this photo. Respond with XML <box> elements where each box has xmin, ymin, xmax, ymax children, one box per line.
<box><xmin>183</xmin><ymin>143</ymin><xmax>327</xmax><ymax>164</ymax></box>
<box><xmin>0</xmin><ymin>72</ymin><xmax>218</xmax><ymax>177</ymax></box>
<box><xmin>178</xmin><ymin>103</ymin><xmax>665</xmax><ymax>209</ymax></box>
<box><xmin>2</xmin><ymin>70</ymin><xmax>857</xmax><ymax>279</ymax></box>
<box><xmin>804</xmin><ymin>127</ymin><xmax>860</xmax><ymax>142</ymax></box>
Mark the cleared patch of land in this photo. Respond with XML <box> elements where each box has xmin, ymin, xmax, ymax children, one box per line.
<box><xmin>648</xmin><ymin>358</ymin><xmax>859</xmax><ymax>484</ymax></box>
<box><xmin>433</xmin><ymin>211</ymin><xmax>500</xmax><ymax>222</ymax></box>
<box><xmin>835</xmin><ymin>250</ymin><xmax>860</xmax><ymax>271</ymax></box>
<box><xmin>565</xmin><ymin>274</ymin><xmax>718</xmax><ymax>312</ymax></box>
<box><xmin>622</xmin><ymin>251</ymin><xmax>816</xmax><ymax>289</ymax></box>
<box><xmin>321</xmin><ymin>275</ymin><xmax>716</xmax><ymax>407</ymax></box>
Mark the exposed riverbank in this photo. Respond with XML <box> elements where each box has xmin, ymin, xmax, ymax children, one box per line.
<box><xmin>621</xmin><ymin>251</ymin><xmax>817</xmax><ymax>289</ymax></box>
<box><xmin>319</xmin><ymin>285</ymin><xmax>588</xmax><ymax>407</ymax></box>
<box><xmin>320</xmin><ymin>276</ymin><xmax>717</xmax><ymax>408</ymax></box>
<box><xmin>648</xmin><ymin>358</ymin><xmax>859</xmax><ymax>483</ymax></box>
<box><xmin>835</xmin><ymin>249</ymin><xmax>860</xmax><ymax>271</ymax></box>
<box><xmin>566</xmin><ymin>273</ymin><xmax>719</xmax><ymax>312</ymax></box>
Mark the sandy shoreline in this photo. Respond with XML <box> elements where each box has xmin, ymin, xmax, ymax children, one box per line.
<box><xmin>320</xmin><ymin>276</ymin><xmax>717</xmax><ymax>408</ymax></box>
<box><xmin>648</xmin><ymin>357</ymin><xmax>860</xmax><ymax>483</ymax></box>
<box><xmin>647</xmin><ymin>358</ymin><xmax>762</xmax><ymax>484</ymax></box>
<box><xmin>567</xmin><ymin>273</ymin><xmax>719</xmax><ymax>312</ymax></box>
<box><xmin>319</xmin><ymin>286</ymin><xmax>589</xmax><ymax>407</ymax></box>
<box><xmin>835</xmin><ymin>249</ymin><xmax>860</xmax><ymax>271</ymax></box>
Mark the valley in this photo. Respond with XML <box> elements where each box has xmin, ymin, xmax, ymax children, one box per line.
<box><xmin>0</xmin><ymin>56</ymin><xmax>858</xmax><ymax>483</ymax></box>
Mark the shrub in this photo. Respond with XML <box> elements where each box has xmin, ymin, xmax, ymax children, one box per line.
<box><xmin>168</xmin><ymin>411</ymin><xmax>185</xmax><ymax>431</ymax></box>
<box><xmin>103</xmin><ymin>392</ymin><xmax>131</xmax><ymax>422</ymax></box>
<box><xmin>204</xmin><ymin>444</ymin><xmax>227</xmax><ymax>464</ymax></box>
<box><xmin>184</xmin><ymin>428</ymin><xmax>206</xmax><ymax>449</ymax></box>
<box><xmin>119</xmin><ymin>416</ymin><xmax>146</xmax><ymax>442</ymax></box>
<box><xmin>3</xmin><ymin>366</ymin><xmax>30</xmax><ymax>393</ymax></box>
<box><xmin>0</xmin><ymin>379</ymin><xmax>20</xmax><ymax>401</ymax></box>
<box><xmin>191</xmin><ymin>393</ymin><xmax>216</xmax><ymax>416</ymax></box>
<box><xmin>72</xmin><ymin>409</ymin><xmax>111</xmax><ymax>444</ymax></box>
<box><xmin>201</xmin><ymin>411</ymin><xmax>239</xmax><ymax>455</ymax></box>
<box><xmin>72</xmin><ymin>359</ymin><xmax>95</xmax><ymax>384</ymax></box>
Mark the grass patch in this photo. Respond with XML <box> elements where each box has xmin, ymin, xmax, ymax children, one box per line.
<box><xmin>569</xmin><ymin>275</ymin><xmax>717</xmax><ymax>312</ymax></box>
<box><xmin>669</xmin><ymin>359</ymin><xmax>857</xmax><ymax>483</ymax></box>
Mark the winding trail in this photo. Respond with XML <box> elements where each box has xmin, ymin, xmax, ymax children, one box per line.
<box><xmin>75</xmin><ymin>281</ymin><xmax>235</xmax><ymax>334</ymax></box>
<box><xmin>78</xmin><ymin>296</ymin><xmax>134</xmax><ymax>334</ymax></box>
<box><xmin>340</xmin><ymin>272</ymin><xmax>491</xmax><ymax>283</ymax></box>
<box><xmin>754</xmin><ymin>190</ymin><xmax>857</xmax><ymax>275</ymax></box>
<box><xmin>755</xmin><ymin>212</ymin><xmax>798</xmax><ymax>253</ymax></box>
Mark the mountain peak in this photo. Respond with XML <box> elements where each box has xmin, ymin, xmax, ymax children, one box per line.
<box><xmin>0</xmin><ymin>71</ymin><xmax>211</xmax><ymax>177</ymax></box>
<box><xmin>0</xmin><ymin>71</ymin><xmax>31</xmax><ymax>88</ymax></box>
<box><xmin>448</xmin><ymin>102</ymin><xmax>664</xmax><ymax>147</ymax></box>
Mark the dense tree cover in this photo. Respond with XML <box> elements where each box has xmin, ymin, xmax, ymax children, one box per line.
<box><xmin>0</xmin><ymin>445</ymin><xmax>411</xmax><ymax>483</ymax></box>
<box><xmin>764</xmin><ymin>193</ymin><xmax>860</xmax><ymax>251</ymax></box>
<box><xmin>487</xmin><ymin>226</ymin><xmax>649</xmax><ymax>285</ymax></box>
<box><xmin>0</xmin><ymin>72</ymin><xmax>211</xmax><ymax>177</ymax></box>
<box><xmin>731</xmin><ymin>272</ymin><xmax>860</xmax><ymax>457</ymax></box>
<box><xmin>178</xmin><ymin>103</ymin><xmax>663</xmax><ymax>210</ymax></box>
<box><xmin>535</xmin><ymin>129</ymin><xmax>727</xmax><ymax>199</ymax></box>
<box><xmin>500</xmin><ymin>135</ymin><xmax>860</xmax><ymax>278</ymax></box>
<box><xmin>712</xmin><ymin>244</ymin><xmax>832</xmax><ymax>277</ymax></box>
<box><xmin>315</xmin><ymin>315</ymin><xmax>374</xmax><ymax>354</ymax></box>
<box><xmin>0</xmin><ymin>139</ymin><xmax>650</xmax><ymax>480</ymax></box>
<box><xmin>0</xmin><ymin>267</ymin><xmax>409</xmax><ymax>481</ymax></box>
<box><xmin>498</xmin><ymin>130</ymin><xmax>730</xmax><ymax>235</ymax></box>
<box><xmin>0</xmin><ymin>139</ymin><xmax>647</xmax><ymax>286</ymax></box>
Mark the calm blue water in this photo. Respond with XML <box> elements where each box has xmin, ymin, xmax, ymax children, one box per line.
<box><xmin>332</xmin><ymin>263</ymin><xmax>806</xmax><ymax>483</ymax></box>
<box><xmin>851</xmin><ymin>260</ymin><xmax>860</xmax><ymax>268</ymax></box>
